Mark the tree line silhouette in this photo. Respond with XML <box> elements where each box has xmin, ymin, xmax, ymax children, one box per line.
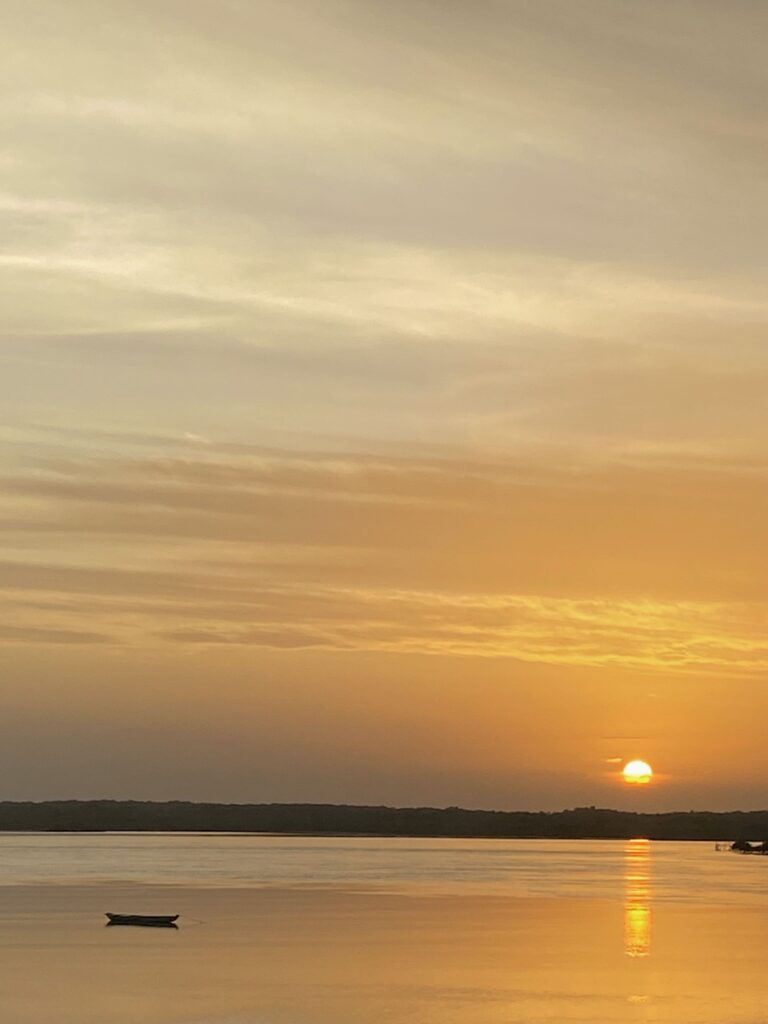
<box><xmin>0</xmin><ymin>801</ymin><xmax>765</xmax><ymax>840</ymax></box>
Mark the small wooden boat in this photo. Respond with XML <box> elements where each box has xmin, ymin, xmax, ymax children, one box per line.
<box><xmin>105</xmin><ymin>913</ymin><xmax>179</xmax><ymax>927</ymax></box>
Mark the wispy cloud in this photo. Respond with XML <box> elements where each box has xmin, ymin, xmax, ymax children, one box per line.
<box><xmin>1</xmin><ymin>442</ymin><xmax>766</xmax><ymax>672</ymax></box>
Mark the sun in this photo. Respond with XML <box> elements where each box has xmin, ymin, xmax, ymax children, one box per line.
<box><xmin>622</xmin><ymin>760</ymin><xmax>653</xmax><ymax>785</ymax></box>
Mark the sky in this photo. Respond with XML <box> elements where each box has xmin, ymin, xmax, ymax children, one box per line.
<box><xmin>2</xmin><ymin>0</ymin><xmax>768</xmax><ymax>810</ymax></box>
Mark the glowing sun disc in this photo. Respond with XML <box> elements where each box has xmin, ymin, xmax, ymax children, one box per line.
<box><xmin>623</xmin><ymin>760</ymin><xmax>653</xmax><ymax>785</ymax></box>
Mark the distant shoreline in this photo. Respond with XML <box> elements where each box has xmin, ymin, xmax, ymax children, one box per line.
<box><xmin>0</xmin><ymin>801</ymin><xmax>764</xmax><ymax>841</ymax></box>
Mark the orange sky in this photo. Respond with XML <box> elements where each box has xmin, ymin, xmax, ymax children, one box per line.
<box><xmin>1</xmin><ymin>1</ymin><xmax>767</xmax><ymax>808</ymax></box>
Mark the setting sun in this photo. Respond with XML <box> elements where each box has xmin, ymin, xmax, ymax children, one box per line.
<box><xmin>622</xmin><ymin>760</ymin><xmax>653</xmax><ymax>785</ymax></box>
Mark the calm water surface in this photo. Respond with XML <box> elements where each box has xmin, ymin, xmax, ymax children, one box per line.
<box><xmin>0</xmin><ymin>834</ymin><xmax>766</xmax><ymax>1023</ymax></box>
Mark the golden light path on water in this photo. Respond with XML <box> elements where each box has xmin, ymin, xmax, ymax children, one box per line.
<box><xmin>624</xmin><ymin>838</ymin><xmax>652</xmax><ymax>959</ymax></box>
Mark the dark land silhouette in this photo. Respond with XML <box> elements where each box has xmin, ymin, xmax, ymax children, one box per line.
<box><xmin>0</xmin><ymin>801</ymin><xmax>766</xmax><ymax>840</ymax></box>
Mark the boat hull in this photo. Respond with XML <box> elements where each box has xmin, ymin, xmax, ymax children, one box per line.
<box><xmin>105</xmin><ymin>913</ymin><xmax>179</xmax><ymax>927</ymax></box>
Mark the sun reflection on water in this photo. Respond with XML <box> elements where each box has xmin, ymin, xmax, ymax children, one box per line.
<box><xmin>624</xmin><ymin>838</ymin><xmax>651</xmax><ymax>958</ymax></box>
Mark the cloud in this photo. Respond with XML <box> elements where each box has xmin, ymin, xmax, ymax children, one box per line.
<box><xmin>1</xmin><ymin>441</ymin><xmax>767</xmax><ymax>672</ymax></box>
<box><xmin>3</xmin><ymin>0</ymin><xmax>768</xmax><ymax>473</ymax></box>
<box><xmin>0</xmin><ymin>623</ymin><xmax>110</xmax><ymax>644</ymax></box>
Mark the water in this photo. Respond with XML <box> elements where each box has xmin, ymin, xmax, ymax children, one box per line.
<box><xmin>0</xmin><ymin>832</ymin><xmax>763</xmax><ymax>902</ymax></box>
<box><xmin>0</xmin><ymin>834</ymin><xmax>766</xmax><ymax>1023</ymax></box>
